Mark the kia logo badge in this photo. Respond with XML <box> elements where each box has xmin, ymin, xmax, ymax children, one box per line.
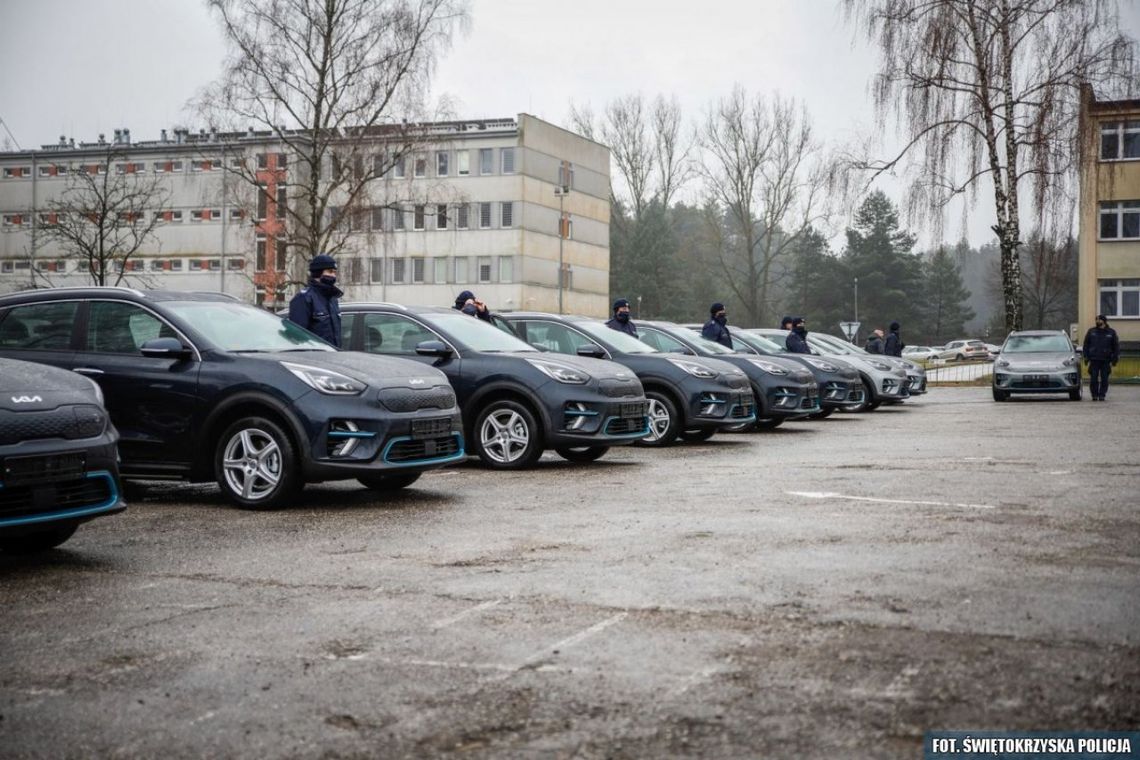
<box><xmin>12</xmin><ymin>395</ymin><xmax>42</xmax><ymax>403</ymax></box>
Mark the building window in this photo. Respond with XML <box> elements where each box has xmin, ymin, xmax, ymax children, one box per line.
<box><xmin>500</xmin><ymin>201</ymin><xmax>513</xmax><ymax>228</ymax></box>
<box><xmin>257</xmin><ymin>153</ymin><xmax>269</xmax><ymax>169</ymax></box>
<box><xmin>190</xmin><ymin>260</ymin><xmax>203</xmax><ymax>271</ymax></box>
<box><xmin>370</xmin><ymin>258</ymin><xmax>384</xmax><ymax>283</ymax></box>
<box><xmin>151</xmin><ymin>259</ymin><xmax>165</xmax><ymax>271</ymax></box>
<box><xmin>276</xmin><ymin>186</ymin><xmax>287</xmax><ymax>220</ymax></box>
<box><xmin>499</xmin><ymin>255</ymin><xmax>514</xmax><ymax>283</ymax></box>
<box><xmin>501</xmin><ymin>148</ymin><xmax>516</xmax><ymax>174</ymax></box>
<box><xmin>256</xmin><ymin>237</ymin><xmax>267</xmax><ymax>271</ymax></box>
<box><xmin>170</xmin><ymin>210</ymin><xmax>183</xmax><ymax>223</ymax></box>
<box><xmin>437</xmin><ymin>152</ymin><xmax>449</xmax><ymax>176</ymax></box>
<box><xmin>437</xmin><ymin>204</ymin><xmax>448</xmax><ymax>230</ymax></box>
<box><xmin>454</xmin><ymin>257</ymin><xmax>468</xmax><ymax>283</ymax></box>
<box><xmin>371</xmin><ymin>206</ymin><xmax>385</xmax><ymax>231</ymax></box>
<box><xmin>412</xmin><ymin>257</ymin><xmax>425</xmax><ymax>283</ymax></box>
<box><xmin>479</xmin><ymin>202</ymin><xmax>492</xmax><ymax>229</ymax></box>
<box><xmin>208</xmin><ymin>259</ymin><xmax>222</xmax><ymax>271</ymax></box>
<box><xmin>479</xmin><ymin>148</ymin><xmax>493</xmax><ymax>175</ymax></box>
<box><xmin>257</xmin><ymin>184</ymin><xmax>269</xmax><ymax>221</ymax></box>
<box><xmin>558</xmin><ymin>161</ymin><xmax>574</xmax><ymax>189</ymax></box>
<box><xmin>275</xmin><ymin>238</ymin><xmax>287</xmax><ymax>272</ymax></box>
<box><xmin>190</xmin><ymin>210</ymin><xmax>205</xmax><ymax>223</ymax></box>
<box><xmin>393</xmin><ymin>155</ymin><xmax>405</xmax><ymax>178</ymax></box>
<box><xmin>192</xmin><ymin>160</ymin><xmax>212</xmax><ymax>172</ymax></box>
<box><xmin>477</xmin><ymin>257</ymin><xmax>492</xmax><ymax>283</ymax></box>
<box><xmin>1099</xmin><ymin>279</ymin><xmax>1140</xmax><ymax>318</ymax></box>
<box><xmin>1</xmin><ymin>260</ymin><xmax>13</xmax><ymax>273</ymax></box>
<box><xmin>229</xmin><ymin>208</ymin><xmax>243</xmax><ymax>221</ymax></box>
<box><xmin>169</xmin><ymin>259</ymin><xmax>183</xmax><ymax>271</ymax></box>
<box><xmin>413</xmin><ymin>204</ymin><xmax>425</xmax><ymax>230</ymax></box>
<box><xmin>457</xmin><ymin>151</ymin><xmax>470</xmax><ymax>176</ymax></box>
<box><xmin>456</xmin><ymin>204</ymin><xmax>469</xmax><ymax>229</ymax></box>
<box><xmin>38</xmin><ymin>166</ymin><xmax>53</xmax><ymax>178</ymax></box>
<box><xmin>1100</xmin><ymin>121</ymin><xmax>1140</xmax><ymax>161</ymax></box>
<box><xmin>1099</xmin><ymin>200</ymin><xmax>1140</xmax><ymax>240</ymax></box>
<box><xmin>393</xmin><ymin>206</ymin><xmax>405</xmax><ymax>231</ymax></box>
<box><xmin>227</xmin><ymin>258</ymin><xmax>244</xmax><ymax>271</ymax></box>
<box><xmin>434</xmin><ymin>257</ymin><xmax>448</xmax><ymax>283</ymax></box>
<box><xmin>414</xmin><ymin>154</ymin><xmax>427</xmax><ymax>178</ymax></box>
<box><xmin>210</xmin><ymin>209</ymin><xmax>222</xmax><ymax>221</ymax></box>
<box><xmin>391</xmin><ymin>258</ymin><xmax>406</xmax><ymax>283</ymax></box>
<box><xmin>3</xmin><ymin>167</ymin><xmax>30</xmax><ymax>179</ymax></box>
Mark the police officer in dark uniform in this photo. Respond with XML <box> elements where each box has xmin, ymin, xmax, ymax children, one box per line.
<box><xmin>786</xmin><ymin>316</ymin><xmax>810</xmax><ymax>353</ymax></box>
<box><xmin>865</xmin><ymin>329</ymin><xmax>885</xmax><ymax>354</ymax></box>
<box><xmin>883</xmin><ymin>321</ymin><xmax>904</xmax><ymax>357</ymax></box>
<box><xmin>287</xmin><ymin>253</ymin><xmax>343</xmax><ymax>347</ymax></box>
<box><xmin>453</xmin><ymin>290</ymin><xmax>491</xmax><ymax>322</ymax></box>
<box><xmin>606</xmin><ymin>298</ymin><xmax>638</xmax><ymax>337</ymax></box>
<box><xmin>701</xmin><ymin>302</ymin><xmax>733</xmax><ymax>349</ymax></box>
<box><xmin>1083</xmin><ymin>314</ymin><xmax>1121</xmax><ymax>401</ymax></box>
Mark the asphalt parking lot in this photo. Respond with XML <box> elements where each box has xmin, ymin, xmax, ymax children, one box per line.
<box><xmin>2</xmin><ymin>386</ymin><xmax>1139</xmax><ymax>759</ymax></box>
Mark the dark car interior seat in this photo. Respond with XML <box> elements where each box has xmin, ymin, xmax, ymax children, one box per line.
<box><xmin>0</xmin><ymin>316</ymin><xmax>30</xmax><ymax>347</ymax></box>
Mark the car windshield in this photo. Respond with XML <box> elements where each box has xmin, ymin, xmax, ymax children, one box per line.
<box><xmin>431</xmin><ymin>312</ymin><xmax>537</xmax><ymax>352</ymax></box>
<box><xmin>164</xmin><ymin>301</ymin><xmax>335</xmax><ymax>352</ymax></box>
<box><xmin>687</xmin><ymin>333</ymin><xmax>734</xmax><ymax>354</ymax></box>
<box><xmin>737</xmin><ymin>332</ymin><xmax>786</xmax><ymax>353</ymax></box>
<box><xmin>809</xmin><ymin>334</ymin><xmax>856</xmax><ymax>354</ymax></box>
<box><xmin>1002</xmin><ymin>334</ymin><xmax>1073</xmax><ymax>353</ymax></box>
<box><xmin>574</xmin><ymin>320</ymin><xmax>659</xmax><ymax>353</ymax></box>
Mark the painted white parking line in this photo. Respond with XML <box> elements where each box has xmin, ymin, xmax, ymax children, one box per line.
<box><xmin>667</xmin><ymin>666</ymin><xmax>720</xmax><ymax>698</ymax></box>
<box><xmin>786</xmin><ymin>490</ymin><xmax>997</xmax><ymax>510</ymax></box>
<box><xmin>431</xmin><ymin>599</ymin><xmax>503</xmax><ymax>630</ymax></box>
<box><xmin>488</xmin><ymin>612</ymin><xmax>629</xmax><ymax>682</ymax></box>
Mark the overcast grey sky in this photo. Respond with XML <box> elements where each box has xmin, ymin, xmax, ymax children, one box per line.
<box><xmin>2</xmin><ymin>0</ymin><xmax>1137</xmax><ymax>247</ymax></box>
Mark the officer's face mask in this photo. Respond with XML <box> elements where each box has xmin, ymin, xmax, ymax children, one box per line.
<box><xmin>715</xmin><ymin>313</ymin><xmax>727</xmax><ymax>324</ymax></box>
<box><xmin>616</xmin><ymin>311</ymin><xmax>630</xmax><ymax>323</ymax></box>
<box><xmin>319</xmin><ymin>274</ymin><xmax>337</xmax><ymax>286</ymax></box>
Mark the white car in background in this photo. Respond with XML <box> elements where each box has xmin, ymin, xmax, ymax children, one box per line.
<box><xmin>902</xmin><ymin>345</ymin><xmax>940</xmax><ymax>361</ymax></box>
<box><xmin>937</xmin><ymin>339</ymin><xmax>990</xmax><ymax>361</ymax></box>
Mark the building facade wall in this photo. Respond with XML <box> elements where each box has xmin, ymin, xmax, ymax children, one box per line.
<box><xmin>0</xmin><ymin>115</ymin><xmax>611</xmax><ymax>317</ymax></box>
<box><xmin>1078</xmin><ymin>93</ymin><xmax>1140</xmax><ymax>349</ymax></box>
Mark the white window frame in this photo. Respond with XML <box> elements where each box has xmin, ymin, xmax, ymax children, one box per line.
<box><xmin>456</xmin><ymin>203</ymin><xmax>469</xmax><ymax>230</ymax></box>
<box><xmin>1098</xmin><ymin>200</ymin><xmax>1140</xmax><ymax>240</ymax></box>
<box><xmin>436</xmin><ymin>151</ymin><xmax>449</xmax><ymax>176</ymax></box>
<box><xmin>436</xmin><ymin>204</ymin><xmax>448</xmax><ymax>230</ymax></box>
<box><xmin>477</xmin><ymin>257</ymin><xmax>493</xmax><ymax>284</ymax></box>
<box><xmin>498</xmin><ymin>255</ymin><xmax>513</xmax><ymax>283</ymax></box>
<box><xmin>456</xmin><ymin>151</ymin><xmax>470</xmax><ymax>176</ymax></box>
<box><xmin>1100</xmin><ymin>120</ymin><xmax>1140</xmax><ymax>161</ymax></box>
<box><xmin>413</xmin><ymin>204</ymin><xmax>425</xmax><ymax>231</ymax></box>
<box><xmin>1098</xmin><ymin>279</ymin><xmax>1140</xmax><ymax>319</ymax></box>
<box><xmin>412</xmin><ymin>257</ymin><xmax>425</xmax><ymax>283</ymax></box>
<box><xmin>391</xmin><ymin>257</ymin><xmax>406</xmax><ymax>283</ymax></box>
<box><xmin>479</xmin><ymin>148</ymin><xmax>493</xmax><ymax>175</ymax></box>
<box><xmin>414</xmin><ymin>154</ymin><xmax>427</xmax><ymax>178</ymax></box>
<box><xmin>500</xmin><ymin>201</ymin><xmax>513</xmax><ymax>228</ymax></box>
<box><xmin>370</xmin><ymin>257</ymin><xmax>384</xmax><ymax>283</ymax></box>
<box><xmin>479</xmin><ymin>202</ymin><xmax>492</xmax><ymax>229</ymax></box>
<box><xmin>501</xmin><ymin>147</ymin><xmax>516</xmax><ymax>174</ymax></box>
<box><xmin>433</xmin><ymin>256</ymin><xmax>449</xmax><ymax>284</ymax></box>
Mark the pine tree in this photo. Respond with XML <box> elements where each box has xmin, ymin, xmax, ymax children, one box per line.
<box><xmin>923</xmin><ymin>247</ymin><xmax>976</xmax><ymax>345</ymax></box>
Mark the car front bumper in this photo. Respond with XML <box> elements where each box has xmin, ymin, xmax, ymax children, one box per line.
<box><xmin>994</xmin><ymin>368</ymin><xmax>1081</xmax><ymax>393</ymax></box>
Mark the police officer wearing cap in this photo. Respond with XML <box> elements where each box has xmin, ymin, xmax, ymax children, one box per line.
<box><xmin>287</xmin><ymin>253</ymin><xmax>343</xmax><ymax>347</ymax></box>
<box><xmin>701</xmin><ymin>302</ymin><xmax>733</xmax><ymax>349</ymax></box>
<box><xmin>606</xmin><ymin>298</ymin><xmax>638</xmax><ymax>337</ymax></box>
<box><xmin>1083</xmin><ymin>314</ymin><xmax>1120</xmax><ymax>401</ymax></box>
<box><xmin>453</xmin><ymin>289</ymin><xmax>492</xmax><ymax>322</ymax></box>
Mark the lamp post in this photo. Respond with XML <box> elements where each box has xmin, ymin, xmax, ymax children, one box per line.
<box><xmin>554</xmin><ymin>184</ymin><xmax>568</xmax><ymax>314</ymax></box>
<box><xmin>637</xmin><ymin>295</ymin><xmax>642</xmax><ymax>318</ymax></box>
<box><xmin>853</xmin><ymin>277</ymin><xmax>859</xmax><ymax>343</ymax></box>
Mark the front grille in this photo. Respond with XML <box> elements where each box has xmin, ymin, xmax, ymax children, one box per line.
<box><xmin>597</xmin><ymin>378</ymin><xmax>642</xmax><ymax>398</ymax></box>
<box><xmin>604</xmin><ymin>417</ymin><xmax>649</xmax><ymax>436</ymax></box>
<box><xmin>384</xmin><ymin>434</ymin><xmax>462</xmax><ymax>463</ymax></box>
<box><xmin>799</xmin><ymin>394</ymin><xmax>819</xmax><ymax>409</ymax></box>
<box><xmin>0</xmin><ymin>405</ymin><xmax>107</xmax><ymax>445</ymax></box>
<box><xmin>731</xmin><ymin>400</ymin><xmax>755</xmax><ymax>419</ymax></box>
<box><xmin>0</xmin><ymin>473</ymin><xmax>115</xmax><ymax>520</ymax></box>
<box><xmin>377</xmin><ymin>387</ymin><xmax>456</xmax><ymax>413</ymax></box>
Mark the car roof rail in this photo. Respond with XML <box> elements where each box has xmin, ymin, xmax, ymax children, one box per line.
<box><xmin>347</xmin><ymin>301</ymin><xmax>409</xmax><ymax>310</ymax></box>
<box><xmin>186</xmin><ymin>290</ymin><xmax>242</xmax><ymax>301</ymax></box>
<box><xmin>9</xmin><ymin>284</ymin><xmax>147</xmax><ymax>298</ymax></box>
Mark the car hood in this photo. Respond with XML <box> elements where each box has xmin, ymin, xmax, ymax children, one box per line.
<box><xmin>998</xmin><ymin>352</ymin><xmax>1076</xmax><ymax>367</ymax></box>
<box><xmin>248</xmin><ymin>350</ymin><xmax>450</xmax><ymax>390</ymax></box>
<box><xmin>499</xmin><ymin>351</ymin><xmax>639</xmax><ymax>382</ymax></box>
<box><xmin>0</xmin><ymin>357</ymin><xmax>98</xmax><ymax>395</ymax></box>
<box><xmin>725</xmin><ymin>354</ymin><xmax>814</xmax><ymax>384</ymax></box>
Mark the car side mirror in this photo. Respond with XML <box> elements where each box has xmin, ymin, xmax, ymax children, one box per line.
<box><xmin>140</xmin><ymin>337</ymin><xmax>192</xmax><ymax>359</ymax></box>
<box><xmin>576</xmin><ymin>344</ymin><xmax>606</xmax><ymax>359</ymax></box>
<box><xmin>670</xmin><ymin>347</ymin><xmax>694</xmax><ymax>355</ymax></box>
<box><xmin>415</xmin><ymin>340</ymin><xmax>453</xmax><ymax>358</ymax></box>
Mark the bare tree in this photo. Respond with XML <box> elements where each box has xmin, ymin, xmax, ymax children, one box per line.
<box><xmin>844</xmin><ymin>0</ymin><xmax>1137</xmax><ymax>332</ymax></box>
<box><xmin>196</xmin><ymin>0</ymin><xmax>468</xmax><ymax>280</ymax></box>
<box><xmin>1021</xmin><ymin>233</ymin><xmax>1077</xmax><ymax>329</ymax></box>
<box><xmin>38</xmin><ymin>151</ymin><xmax>170</xmax><ymax>286</ymax></box>
<box><xmin>699</xmin><ymin>88</ymin><xmax>831</xmax><ymax>326</ymax></box>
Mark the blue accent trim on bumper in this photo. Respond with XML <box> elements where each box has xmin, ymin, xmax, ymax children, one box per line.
<box><xmin>727</xmin><ymin>404</ymin><xmax>757</xmax><ymax>423</ymax></box>
<box><xmin>380</xmin><ymin>433</ymin><xmax>466</xmax><ymax>467</ymax></box>
<box><xmin>327</xmin><ymin>430</ymin><xmax>378</xmax><ymax>438</ymax></box>
<box><xmin>601</xmin><ymin>415</ymin><xmax>652</xmax><ymax>438</ymax></box>
<box><xmin>0</xmin><ymin>470</ymin><xmax>123</xmax><ymax>528</ymax></box>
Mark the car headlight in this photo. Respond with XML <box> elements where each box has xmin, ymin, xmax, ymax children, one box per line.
<box><xmin>667</xmin><ymin>357</ymin><xmax>718</xmax><ymax>378</ymax></box>
<box><xmin>997</xmin><ymin>359</ymin><xmax>1010</xmax><ymax>368</ymax></box>
<box><xmin>526</xmin><ymin>358</ymin><xmax>590</xmax><ymax>384</ymax></box>
<box><xmin>1062</xmin><ymin>357</ymin><xmax>1078</xmax><ymax>367</ymax></box>
<box><xmin>281</xmin><ymin>362</ymin><xmax>367</xmax><ymax>395</ymax></box>
<box><xmin>803</xmin><ymin>357</ymin><xmax>838</xmax><ymax>372</ymax></box>
<box><xmin>746</xmin><ymin>358</ymin><xmax>789</xmax><ymax>375</ymax></box>
<box><xmin>867</xmin><ymin>360</ymin><xmax>893</xmax><ymax>371</ymax></box>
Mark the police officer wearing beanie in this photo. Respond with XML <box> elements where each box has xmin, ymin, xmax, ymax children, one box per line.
<box><xmin>452</xmin><ymin>289</ymin><xmax>491</xmax><ymax>322</ymax></box>
<box><xmin>1083</xmin><ymin>314</ymin><xmax>1120</xmax><ymax>401</ymax></box>
<box><xmin>786</xmin><ymin>316</ymin><xmax>810</xmax><ymax>353</ymax></box>
<box><xmin>701</xmin><ymin>302</ymin><xmax>733</xmax><ymax>349</ymax></box>
<box><xmin>288</xmin><ymin>253</ymin><xmax>343</xmax><ymax>347</ymax></box>
<box><xmin>606</xmin><ymin>298</ymin><xmax>638</xmax><ymax>337</ymax></box>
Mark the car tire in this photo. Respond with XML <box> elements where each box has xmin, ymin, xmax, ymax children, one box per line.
<box><xmin>955</xmin><ymin>353</ymin><xmax>965</xmax><ymax>361</ymax></box>
<box><xmin>215</xmin><ymin>416</ymin><xmax>301</xmax><ymax>510</ymax></box>
<box><xmin>679</xmin><ymin>428</ymin><xmax>716</xmax><ymax>442</ymax></box>
<box><xmin>555</xmin><ymin>446</ymin><xmax>609</xmax><ymax>463</ymax></box>
<box><xmin>0</xmin><ymin>525</ymin><xmax>77</xmax><ymax>553</ymax></box>
<box><xmin>636</xmin><ymin>391</ymin><xmax>680</xmax><ymax>447</ymax></box>
<box><xmin>472</xmin><ymin>400</ymin><xmax>543</xmax><ymax>469</ymax></box>
<box><xmin>357</xmin><ymin>471</ymin><xmax>422</xmax><ymax>491</ymax></box>
<box><xmin>753</xmin><ymin>416</ymin><xmax>785</xmax><ymax>430</ymax></box>
<box><xmin>839</xmin><ymin>378</ymin><xmax>876</xmax><ymax>413</ymax></box>
<box><xmin>807</xmin><ymin>407</ymin><xmax>835</xmax><ymax>420</ymax></box>
<box><xmin>992</xmin><ymin>387</ymin><xmax>1009</xmax><ymax>402</ymax></box>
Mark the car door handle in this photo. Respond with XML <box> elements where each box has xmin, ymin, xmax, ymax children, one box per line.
<box><xmin>73</xmin><ymin>367</ymin><xmax>104</xmax><ymax>375</ymax></box>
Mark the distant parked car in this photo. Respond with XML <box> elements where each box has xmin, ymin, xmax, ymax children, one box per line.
<box><xmin>0</xmin><ymin>357</ymin><xmax>125</xmax><ymax>552</ymax></box>
<box><xmin>984</xmin><ymin>343</ymin><xmax>1002</xmax><ymax>359</ymax></box>
<box><xmin>902</xmin><ymin>346</ymin><xmax>940</xmax><ymax>361</ymax></box>
<box><xmin>992</xmin><ymin>330</ymin><xmax>1082</xmax><ymax>401</ymax></box>
<box><xmin>937</xmin><ymin>339</ymin><xmax>990</xmax><ymax>361</ymax></box>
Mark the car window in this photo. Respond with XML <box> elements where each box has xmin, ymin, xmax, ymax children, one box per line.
<box><xmin>360</xmin><ymin>313</ymin><xmax>440</xmax><ymax>354</ymax></box>
<box><xmin>1002</xmin><ymin>334</ymin><xmax>1073</xmax><ymax>353</ymax></box>
<box><xmin>86</xmin><ymin>301</ymin><xmax>176</xmax><ymax>354</ymax></box>
<box><xmin>164</xmin><ymin>301</ymin><xmax>334</xmax><ymax>352</ymax></box>
<box><xmin>429</xmin><ymin>312</ymin><xmax>536</xmax><ymax>352</ymax></box>
<box><xmin>0</xmin><ymin>302</ymin><xmax>78</xmax><ymax>350</ymax></box>
<box><xmin>572</xmin><ymin>320</ymin><xmax>659</xmax><ymax>353</ymax></box>
<box><xmin>516</xmin><ymin>320</ymin><xmax>598</xmax><ymax>355</ymax></box>
<box><xmin>639</xmin><ymin>327</ymin><xmax>692</xmax><ymax>354</ymax></box>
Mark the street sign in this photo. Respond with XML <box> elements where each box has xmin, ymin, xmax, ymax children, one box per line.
<box><xmin>839</xmin><ymin>321</ymin><xmax>861</xmax><ymax>341</ymax></box>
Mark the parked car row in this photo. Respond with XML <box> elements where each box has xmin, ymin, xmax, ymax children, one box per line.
<box><xmin>0</xmin><ymin>287</ymin><xmax>922</xmax><ymax>552</ymax></box>
<box><xmin>903</xmin><ymin>340</ymin><xmax>999</xmax><ymax>362</ymax></box>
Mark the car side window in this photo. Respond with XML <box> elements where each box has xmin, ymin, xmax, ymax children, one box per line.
<box><xmin>517</xmin><ymin>320</ymin><xmax>597</xmax><ymax>355</ymax></box>
<box><xmin>0</xmin><ymin>302</ymin><xmax>78</xmax><ymax>350</ymax></box>
<box><xmin>639</xmin><ymin>327</ymin><xmax>689</xmax><ymax>354</ymax></box>
<box><xmin>360</xmin><ymin>313</ymin><xmax>439</xmax><ymax>354</ymax></box>
<box><xmin>86</xmin><ymin>301</ymin><xmax>176</xmax><ymax>354</ymax></box>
